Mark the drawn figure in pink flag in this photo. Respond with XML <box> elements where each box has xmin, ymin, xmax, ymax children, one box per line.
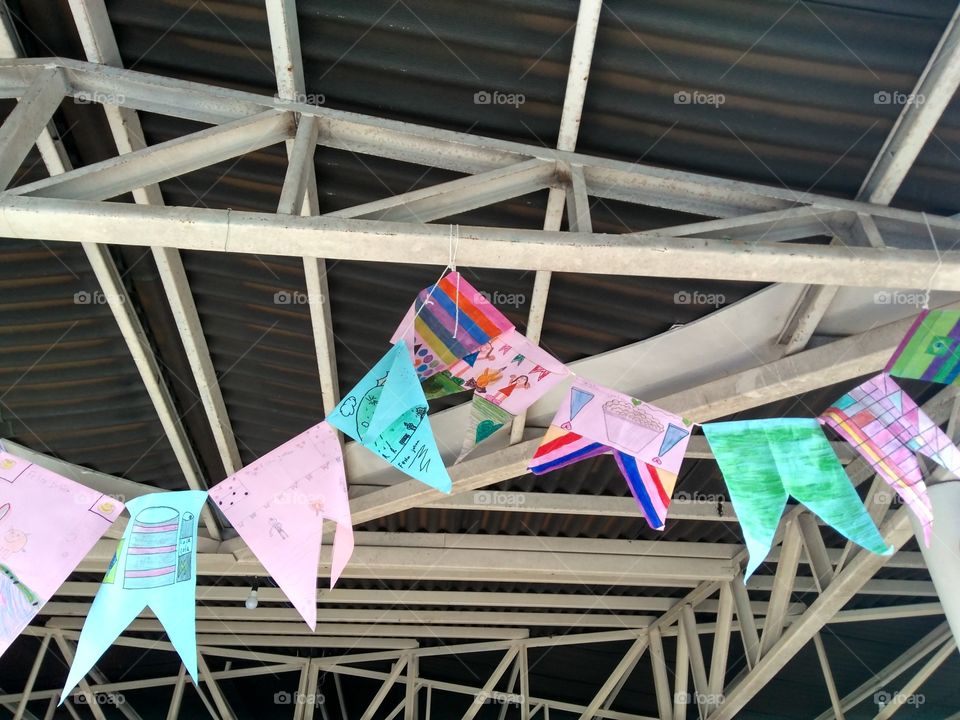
<box><xmin>492</xmin><ymin>374</ymin><xmax>530</xmax><ymax>404</ymax></box>
<box><xmin>0</xmin><ymin>450</ymin><xmax>124</xmax><ymax>660</ymax></box>
<box><xmin>209</xmin><ymin>421</ymin><xmax>354</xmax><ymax>631</ymax></box>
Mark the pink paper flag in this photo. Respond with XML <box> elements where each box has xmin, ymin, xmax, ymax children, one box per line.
<box><xmin>528</xmin><ymin>378</ymin><xmax>693</xmax><ymax>530</ymax></box>
<box><xmin>0</xmin><ymin>451</ymin><xmax>124</xmax><ymax>658</ymax></box>
<box><xmin>209</xmin><ymin>422</ymin><xmax>353</xmax><ymax>630</ymax></box>
<box><xmin>447</xmin><ymin>329</ymin><xmax>570</xmax><ymax>416</ymax></box>
<box><xmin>821</xmin><ymin>373</ymin><xmax>960</xmax><ymax>546</ymax></box>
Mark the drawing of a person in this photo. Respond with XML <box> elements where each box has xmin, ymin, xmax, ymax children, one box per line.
<box><xmin>493</xmin><ymin>374</ymin><xmax>530</xmax><ymax>404</ymax></box>
<box><xmin>268</xmin><ymin>517</ymin><xmax>289</xmax><ymax>540</ymax></box>
<box><xmin>0</xmin><ymin>529</ymin><xmax>27</xmax><ymax>561</ymax></box>
<box><xmin>466</xmin><ymin>366</ymin><xmax>504</xmax><ymax>394</ymax></box>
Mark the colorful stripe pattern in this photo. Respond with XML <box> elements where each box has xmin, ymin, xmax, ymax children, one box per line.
<box><xmin>528</xmin><ymin>379</ymin><xmax>693</xmax><ymax>531</ymax></box>
<box><xmin>822</xmin><ymin>373</ymin><xmax>960</xmax><ymax>545</ymax></box>
<box><xmin>613</xmin><ymin>451</ymin><xmax>676</xmax><ymax>530</ymax></box>
<box><xmin>393</xmin><ymin>272</ymin><xmax>514</xmax><ymax>380</ymax></box>
<box><xmin>703</xmin><ymin>419</ymin><xmax>891</xmax><ymax>579</ymax></box>
<box><xmin>886</xmin><ymin>309</ymin><xmax>960</xmax><ymax>384</ymax></box>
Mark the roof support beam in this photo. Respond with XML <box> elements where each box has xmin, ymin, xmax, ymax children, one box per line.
<box><xmin>780</xmin><ymin>3</ymin><xmax>960</xmax><ymax>353</ymax></box>
<box><xmin>4</xmin><ymin>194</ymin><xmax>959</xmax><ymax>289</ymax></box>
<box><xmin>13</xmin><ymin>634</ymin><xmax>49</xmax><ymax>720</ymax></box>
<box><xmin>360</xmin><ymin>657</ymin><xmax>408</xmax><ymax>720</ymax></box>
<box><xmin>873</xmin><ymin>637</ymin><xmax>956</xmax><ymax>720</ymax></box>
<box><xmin>0</xmin><ymin>66</ymin><xmax>65</xmax><ymax>189</ymax></box>
<box><xmin>812</xmin><ymin>634</ymin><xmax>845</xmax><ymax>720</ymax></box>
<box><xmin>464</xmin><ymin>646</ymin><xmax>520</xmax><ymax>720</ymax></box>
<box><xmin>708</xmin><ymin>507</ymin><xmax>917</xmax><ymax>720</ymax></box>
<box><xmin>13</xmin><ymin>110</ymin><xmax>294</xmax><ymax>201</ymax></box>
<box><xmin>65</xmin><ymin>0</ymin><xmax>244</xmax><ymax>478</ymax></box>
<box><xmin>578</xmin><ymin>635</ymin><xmax>648</xmax><ymax>719</ymax></box>
<box><xmin>758</xmin><ymin>516</ymin><xmax>803</xmax><ymax>656</ymax></box>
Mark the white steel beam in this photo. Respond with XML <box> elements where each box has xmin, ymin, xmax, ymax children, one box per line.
<box><xmin>648</xmin><ymin>627</ymin><xmax>673</xmax><ymax>720</ymax></box>
<box><xmin>165</xmin><ymin>666</ymin><xmax>186</xmax><ymax>720</ymax></box>
<box><xmin>328</xmin><ymin>158</ymin><xmax>557</xmax><ymax>222</ymax></box>
<box><xmin>781</xmin><ymin>3</ymin><xmax>960</xmax><ymax>353</ymax></box>
<box><xmin>579</xmin><ymin>635</ymin><xmax>649</xmax><ymax>719</ymax></box>
<box><xmin>13</xmin><ymin>634</ymin><xmax>49</xmax><ymax>720</ymax></box>
<box><xmin>12</xmin><ymin>110</ymin><xmax>293</xmax><ymax>201</ymax></box>
<box><xmin>0</xmin><ymin>67</ymin><xmax>65</xmax><ymax>188</ymax></box>
<box><xmin>709</xmin><ymin>507</ymin><xmax>917</xmax><ymax>720</ymax></box>
<box><xmin>673</xmin><ymin>626</ymin><xmax>689</xmax><ymax>720</ymax></box>
<box><xmin>360</xmin><ymin>657</ymin><xmax>408</xmax><ymax>720</ymax></box>
<box><xmin>5</xmin><ymin>194</ymin><xmax>959</xmax><ymax>289</ymax></box>
<box><xmin>873</xmin><ymin>638</ymin><xmax>956</xmax><ymax>720</ymax></box>
<box><xmin>758</xmin><ymin>516</ymin><xmax>803</xmax><ymax>656</ymax></box>
<box><xmin>67</xmin><ymin>0</ymin><xmax>244</xmax><ymax>477</ymax></box>
<box><xmin>679</xmin><ymin>605</ymin><xmax>709</xmax><ymax>714</ymax></box>
<box><xmin>463</xmin><ymin>646</ymin><xmax>521</xmax><ymax>720</ymax></box>
<box><xmin>53</xmin><ymin>632</ymin><xmax>108</xmax><ymax>720</ymax></box>
<box><xmin>196</xmin><ymin>653</ymin><xmax>236</xmax><ymax>720</ymax></box>
<box><xmin>812</xmin><ymin>634</ymin><xmax>845</xmax><ymax>720</ymax></box>
<box><xmin>813</xmin><ymin>623</ymin><xmax>952</xmax><ymax>720</ymax></box>
<box><xmin>707</xmin><ymin>583</ymin><xmax>734</xmax><ymax>710</ymax></box>
<box><xmin>729</xmin><ymin>574</ymin><xmax>760</xmax><ymax>671</ymax></box>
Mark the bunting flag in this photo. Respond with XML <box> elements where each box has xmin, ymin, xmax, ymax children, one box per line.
<box><xmin>702</xmin><ymin>419</ymin><xmax>891</xmax><ymax>579</ymax></box>
<box><xmin>528</xmin><ymin>378</ymin><xmax>693</xmax><ymax>530</ymax></box>
<box><xmin>328</xmin><ymin>343</ymin><xmax>451</xmax><ymax>492</ymax></box>
<box><xmin>392</xmin><ymin>274</ymin><xmax>569</xmax><ymax>461</ymax></box>
<box><xmin>391</xmin><ymin>271</ymin><xmax>514</xmax><ymax>380</ymax></box>
<box><xmin>209</xmin><ymin>421</ymin><xmax>353</xmax><ymax>629</ymax></box>
<box><xmin>449</xmin><ymin>329</ymin><xmax>570</xmax><ymax>460</ymax></box>
<box><xmin>62</xmin><ymin>491</ymin><xmax>207</xmax><ymax>700</ymax></box>
<box><xmin>886</xmin><ymin>309</ymin><xmax>960</xmax><ymax>384</ymax></box>
<box><xmin>822</xmin><ymin>373</ymin><xmax>960</xmax><ymax>546</ymax></box>
<box><xmin>0</xmin><ymin>451</ymin><xmax>124</xmax><ymax>660</ymax></box>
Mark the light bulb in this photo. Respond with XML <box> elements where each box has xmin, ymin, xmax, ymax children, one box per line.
<box><xmin>245</xmin><ymin>588</ymin><xmax>258</xmax><ymax>610</ymax></box>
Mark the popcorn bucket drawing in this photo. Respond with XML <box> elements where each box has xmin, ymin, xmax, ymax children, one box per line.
<box><xmin>123</xmin><ymin>507</ymin><xmax>180</xmax><ymax>589</ymax></box>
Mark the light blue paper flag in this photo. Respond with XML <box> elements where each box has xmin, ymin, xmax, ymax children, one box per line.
<box><xmin>702</xmin><ymin>419</ymin><xmax>891</xmax><ymax>579</ymax></box>
<box><xmin>61</xmin><ymin>491</ymin><xmax>207</xmax><ymax>701</ymax></box>
<box><xmin>329</xmin><ymin>343</ymin><xmax>452</xmax><ymax>492</ymax></box>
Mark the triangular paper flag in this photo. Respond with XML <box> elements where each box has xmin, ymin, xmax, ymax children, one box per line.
<box><xmin>449</xmin><ymin>329</ymin><xmax>571</xmax><ymax>460</ymax></box>
<box><xmin>703</xmin><ymin>419</ymin><xmax>891</xmax><ymax>579</ymax></box>
<box><xmin>391</xmin><ymin>272</ymin><xmax>514</xmax><ymax>380</ymax></box>
<box><xmin>822</xmin><ymin>373</ymin><xmax>960</xmax><ymax>546</ymax></box>
<box><xmin>209</xmin><ymin>421</ymin><xmax>353</xmax><ymax>630</ymax></box>
<box><xmin>329</xmin><ymin>343</ymin><xmax>451</xmax><ymax>492</ymax></box>
<box><xmin>457</xmin><ymin>396</ymin><xmax>512</xmax><ymax>462</ymax></box>
<box><xmin>886</xmin><ymin>309</ymin><xmax>960</xmax><ymax>384</ymax></box>
<box><xmin>0</xmin><ymin>451</ymin><xmax>124</xmax><ymax>660</ymax></box>
<box><xmin>62</xmin><ymin>491</ymin><xmax>207</xmax><ymax>701</ymax></box>
<box><xmin>529</xmin><ymin>378</ymin><xmax>693</xmax><ymax>530</ymax></box>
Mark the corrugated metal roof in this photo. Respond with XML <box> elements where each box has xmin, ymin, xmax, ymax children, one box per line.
<box><xmin>1</xmin><ymin>0</ymin><xmax>958</xmax><ymax>716</ymax></box>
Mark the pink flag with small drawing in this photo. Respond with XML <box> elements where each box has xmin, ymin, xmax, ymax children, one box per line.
<box><xmin>209</xmin><ymin>421</ymin><xmax>353</xmax><ymax>630</ymax></box>
<box><xmin>0</xmin><ymin>450</ymin><xmax>124</xmax><ymax>659</ymax></box>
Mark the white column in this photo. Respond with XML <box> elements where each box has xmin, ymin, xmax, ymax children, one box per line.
<box><xmin>910</xmin><ymin>481</ymin><xmax>960</xmax><ymax>649</ymax></box>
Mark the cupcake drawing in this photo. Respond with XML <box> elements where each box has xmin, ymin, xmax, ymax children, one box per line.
<box><xmin>602</xmin><ymin>399</ymin><xmax>663</xmax><ymax>451</ymax></box>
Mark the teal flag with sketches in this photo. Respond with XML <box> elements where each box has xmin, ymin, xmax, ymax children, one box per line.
<box><xmin>328</xmin><ymin>343</ymin><xmax>452</xmax><ymax>492</ymax></box>
<box><xmin>702</xmin><ymin>419</ymin><xmax>891</xmax><ymax>579</ymax></box>
<box><xmin>61</xmin><ymin>491</ymin><xmax>207</xmax><ymax>702</ymax></box>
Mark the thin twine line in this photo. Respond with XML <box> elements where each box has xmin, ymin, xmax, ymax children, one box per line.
<box><xmin>395</xmin><ymin>225</ymin><xmax>461</xmax><ymax>343</ymax></box>
<box><xmin>921</xmin><ymin>211</ymin><xmax>942</xmax><ymax>310</ymax></box>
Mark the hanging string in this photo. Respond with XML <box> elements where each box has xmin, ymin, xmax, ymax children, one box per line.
<box><xmin>920</xmin><ymin>211</ymin><xmax>942</xmax><ymax>311</ymax></box>
<box><xmin>395</xmin><ymin>225</ymin><xmax>460</xmax><ymax>344</ymax></box>
<box><xmin>450</xmin><ymin>224</ymin><xmax>461</xmax><ymax>338</ymax></box>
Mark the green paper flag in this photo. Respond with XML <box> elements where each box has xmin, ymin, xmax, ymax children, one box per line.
<box><xmin>702</xmin><ymin>418</ymin><xmax>891</xmax><ymax>579</ymax></box>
